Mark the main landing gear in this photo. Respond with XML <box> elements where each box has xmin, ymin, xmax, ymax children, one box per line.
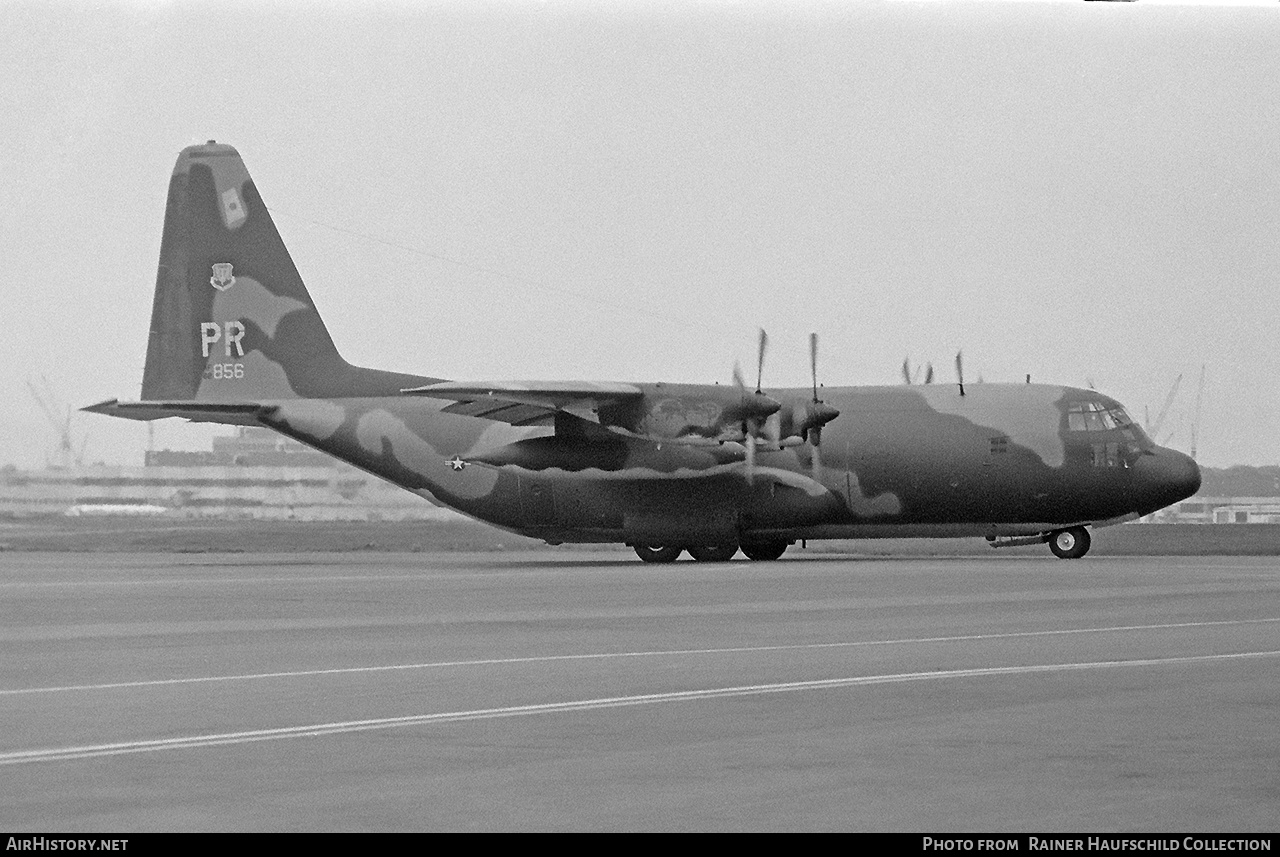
<box><xmin>1047</xmin><ymin>526</ymin><xmax>1091</xmax><ymax>559</ymax></box>
<box><xmin>631</xmin><ymin>541</ymin><xmax>791</xmax><ymax>563</ymax></box>
<box><xmin>633</xmin><ymin>544</ymin><xmax>683</xmax><ymax>564</ymax></box>
<box><xmin>740</xmin><ymin>540</ymin><xmax>789</xmax><ymax>561</ymax></box>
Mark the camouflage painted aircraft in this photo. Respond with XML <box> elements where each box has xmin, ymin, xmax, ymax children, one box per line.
<box><xmin>86</xmin><ymin>142</ymin><xmax>1201</xmax><ymax>562</ymax></box>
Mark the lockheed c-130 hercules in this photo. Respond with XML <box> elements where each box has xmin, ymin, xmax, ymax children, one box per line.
<box><xmin>86</xmin><ymin>142</ymin><xmax>1201</xmax><ymax>562</ymax></box>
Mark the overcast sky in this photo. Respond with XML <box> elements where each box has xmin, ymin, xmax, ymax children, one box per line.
<box><xmin>2</xmin><ymin>0</ymin><xmax>1277</xmax><ymax>470</ymax></box>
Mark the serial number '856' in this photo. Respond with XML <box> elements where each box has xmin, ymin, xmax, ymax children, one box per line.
<box><xmin>207</xmin><ymin>362</ymin><xmax>245</xmax><ymax>380</ymax></box>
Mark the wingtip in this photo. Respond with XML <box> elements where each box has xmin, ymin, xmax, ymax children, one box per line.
<box><xmin>80</xmin><ymin>398</ymin><xmax>121</xmax><ymax>415</ymax></box>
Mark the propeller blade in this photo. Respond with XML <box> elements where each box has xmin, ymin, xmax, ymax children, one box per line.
<box><xmin>809</xmin><ymin>426</ymin><xmax>822</xmax><ymax>483</ymax></box>
<box><xmin>808</xmin><ymin>333</ymin><xmax>819</xmax><ymax>401</ymax></box>
<box><xmin>744</xmin><ymin>423</ymin><xmax>756</xmax><ymax>480</ymax></box>
<box><xmin>955</xmin><ymin>351</ymin><xmax>965</xmax><ymax>397</ymax></box>
<box><xmin>756</xmin><ymin>328</ymin><xmax>769</xmax><ymax>393</ymax></box>
<box><xmin>902</xmin><ymin>357</ymin><xmax>911</xmax><ymax>385</ymax></box>
<box><xmin>924</xmin><ymin>362</ymin><xmax>934</xmax><ymax>384</ymax></box>
<box><xmin>732</xmin><ymin>360</ymin><xmax>745</xmax><ymax>390</ymax></box>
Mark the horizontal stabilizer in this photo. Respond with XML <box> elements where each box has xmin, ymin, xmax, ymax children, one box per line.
<box><xmin>82</xmin><ymin>398</ymin><xmax>275</xmax><ymax>426</ymax></box>
<box><xmin>402</xmin><ymin>380</ymin><xmax>643</xmax><ymax>425</ymax></box>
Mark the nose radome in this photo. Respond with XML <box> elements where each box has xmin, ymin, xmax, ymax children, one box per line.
<box><xmin>1134</xmin><ymin>447</ymin><xmax>1201</xmax><ymax>513</ymax></box>
<box><xmin>1167</xmin><ymin>450</ymin><xmax>1203</xmax><ymax>503</ymax></box>
<box><xmin>1170</xmin><ymin>449</ymin><xmax>1202</xmax><ymax>499</ymax></box>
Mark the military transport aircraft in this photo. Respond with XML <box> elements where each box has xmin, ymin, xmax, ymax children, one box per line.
<box><xmin>86</xmin><ymin>142</ymin><xmax>1201</xmax><ymax>562</ymax></box>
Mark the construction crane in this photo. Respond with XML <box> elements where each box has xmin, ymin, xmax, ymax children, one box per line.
<box><xmin>26</xmin><ymin>375</ymin><xmax>87</xmax><ymax>468</ymax></box>
<box><xmin>1189</xmin><ymin>364</ymin><xmax>1206</xmax><ymax>461</ymax></box>
<box><xmin>1145</xmin><ymin>373</ymin><xmax>1183</xmax><ymax>442</ymax></box>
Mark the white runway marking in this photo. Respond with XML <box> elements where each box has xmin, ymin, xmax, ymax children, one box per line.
<box><xmin>4</xmin><ymin>616</ymin><xmax>1277</xmax><ymax>696</ymax></box>
<box><xmin>3</xmin><ymin>650</ymin><xmax>1278</xmax><ymax>766</ymax></box>
<box><xmin>0</xmin><ymin>573</ymin><xmax>461</xmax><ymax>589</ymax></box>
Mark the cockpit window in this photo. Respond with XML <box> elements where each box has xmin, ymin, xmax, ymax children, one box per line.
<box><xmin>1067</xmin><ymin>402</ymin><xmax>1133</xmax><ymax>433</ymax></box>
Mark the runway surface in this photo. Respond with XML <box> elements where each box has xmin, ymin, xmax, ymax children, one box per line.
<box><xmin>1</xmin><ymin>550</ymin><xmax>1277</xmax><ymax>831</ymax></box>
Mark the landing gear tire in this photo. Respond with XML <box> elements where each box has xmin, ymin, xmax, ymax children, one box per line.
<box><xmin>741</xmin><ymin>541</ymin><xmax>788</xmax><ymax>561</ymax></box>
<box><xmin>1048</xmin><ymin>526</ymin><xmax>1091</xmax><ymax>559</ymax></box>
<box><xmin>686</xmin><ymin>544</ymin><xmax>739</xmax><ymax>562</ymax></box>
<box><xmin>634</xmin><ymin>544</ymin><xmax>682</xmax><ymax>564</ymax></box>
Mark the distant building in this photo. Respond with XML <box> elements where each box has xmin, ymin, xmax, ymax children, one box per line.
<box><xmin>1152</xmin><ymin>497</ymin><xmax>1280</xmax><ymax>525</ymax></box>
<box><xmin>1209</xmin><ymin>504</ymin><xmax>1280</xmax><ymax>525</ymax></box>
<box><xmin>1144</xmin><ymin>465</ymin><xmax>1280</xmax><ymax>524</ymax></box>
<box><xmin>0</xmin><ymin>428</ymin><xmax>457</xmax><ymax>521</ymax></box>
<box><xmin>145</xmin><ymin>428</ymin><xmax>336</xmax><ymax>468</ymax></box>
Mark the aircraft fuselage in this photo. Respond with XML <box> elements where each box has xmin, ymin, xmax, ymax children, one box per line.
<box><xmin>257</xmin><ymin>380</ymin><xmax>1200</xmax><ymax>548</ymax></box>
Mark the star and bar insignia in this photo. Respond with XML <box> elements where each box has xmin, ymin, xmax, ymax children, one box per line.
<box><xmin>447</xmin><ymin>456</ymin><xmax>468</xmax><ymax>471</ymax></box>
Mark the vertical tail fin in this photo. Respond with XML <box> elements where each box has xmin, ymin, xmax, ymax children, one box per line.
<box><xmin>141</xmin><ymin>141</ymin><xmax>348</xmax><ymax>401</ymax></box>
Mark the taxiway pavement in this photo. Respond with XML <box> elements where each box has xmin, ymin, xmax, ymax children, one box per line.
<box><xmin>1</xmin><ymin>551</ymin><xmax>1277</xmax><ymax>831</ymax></box>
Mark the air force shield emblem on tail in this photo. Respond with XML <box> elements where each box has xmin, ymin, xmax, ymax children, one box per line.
<box><xmin>210</xmin><ymin>263</ymin><xmax>236</xmax><ymax>291</ymax></box>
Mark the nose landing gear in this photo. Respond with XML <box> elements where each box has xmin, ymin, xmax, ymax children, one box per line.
<box><xmin>1048</xmin><ymin>526</ymin><xmax>1091</xmax><ymax>559</ymax></box>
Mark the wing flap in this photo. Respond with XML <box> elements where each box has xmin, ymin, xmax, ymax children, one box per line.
<box><xmin>403</xmin><ymin>380</ymin><xmax>642</xmax><ymax>425</ymax></box>
<box><xmin>441</xmin><ymin>401</ymin><xmax>555</xmax><ymax>426</ymax></box>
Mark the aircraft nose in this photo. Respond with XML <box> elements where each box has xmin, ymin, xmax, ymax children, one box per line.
<box><xmin>1133</xmin><ymin>447</ymin><xmax>1201</xmax><ymax>514</ymax></box>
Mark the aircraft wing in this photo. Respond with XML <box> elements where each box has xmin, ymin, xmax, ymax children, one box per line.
<box><xmin>401</xmin><ymin>381</ymin><xmax>643</xmax><ymax>426</ymax></box>
<box><xmin>82</xmin><ymin>398</ymin><xmax>274</xmax><ymax>426</ymax></box>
